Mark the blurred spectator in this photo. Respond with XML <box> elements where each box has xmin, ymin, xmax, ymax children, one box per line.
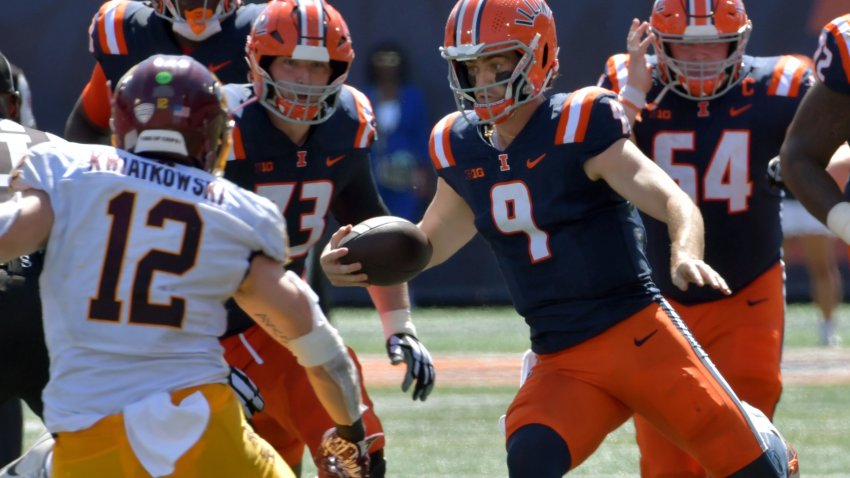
<box><xmin>783</xmin><ymin>143</ymin><xmax>850</xmax><ymax>347</ymax></box>
<box><xmin>364</xmin><ymin>43</ymin><xmax>434</xmax><ymax>221</ymax></box>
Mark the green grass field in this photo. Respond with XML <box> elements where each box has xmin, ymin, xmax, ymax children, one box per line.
<box><xmin>22</xmin><ymin>304</ymin><xmax>850</xmax><ymax>476</ymax></box>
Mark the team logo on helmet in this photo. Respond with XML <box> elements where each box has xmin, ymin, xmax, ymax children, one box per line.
<box><xmin>133</xmin><ymin>103</ymin><xmax>155</xmax><ymax>124</ymax></box>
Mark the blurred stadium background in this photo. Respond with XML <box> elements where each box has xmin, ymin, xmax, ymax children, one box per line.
<box><xmin>5</xmin><ymin>2</ymin><xmax>850</xmax><ymax>474</ymax></box>
<box><xmin>2</xmin><ymin>0</ymin><xmax>849</xmax><ymax>307</ymax></box>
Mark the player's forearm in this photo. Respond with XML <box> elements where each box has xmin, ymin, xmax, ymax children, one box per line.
<box><xmin>304</xmin><ymin>359</ymin><xmax>364</xmax><ymax>426</ymax></box>
<box><xmin>666</xmin><ymin>196</ymin><xmax>705</xmax><ymax>266</ymax></box>
<box><xmin>783</xmin><ymin>152</ymin><xmax>845</xmax><ymax>225</ymax></box>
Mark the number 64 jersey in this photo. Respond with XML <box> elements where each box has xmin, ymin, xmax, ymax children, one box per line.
<box><xmin>430</xmin><ymin>88</ymin><xmax>660</xmax><ymax>355</ymax></box>
<box><xmin>13</xmin><ymin>141</ymin><xmax>287</xmax><ymax>433</ymax></box>
<box><xmin>599</xmin><ymin>54</ymin><xmax>812</xmax><ymax>303</ymax></box>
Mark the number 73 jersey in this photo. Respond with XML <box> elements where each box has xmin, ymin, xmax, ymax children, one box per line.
<box><xmin>599</xmin><ymin>54</ymin><xmax>812</xmax><ymax>303</ymax></box>
<box><xmin>430</xmin><ymin>88</ymin><xmax>659</xmax><ymax>354</ymax></box>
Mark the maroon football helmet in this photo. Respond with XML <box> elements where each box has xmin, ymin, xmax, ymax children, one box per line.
<box><xmin>110</xmin><ymin>54</ymin><xmax>232</xmax><ymax>176</ymax></box>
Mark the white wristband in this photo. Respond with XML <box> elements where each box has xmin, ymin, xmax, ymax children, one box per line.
<box><xmin>827</xmin><ymin>202</ymin><xmax>850</xmax><ymax>244</ymax></box>
<box><xmin>380</xmin><ymin>309</ymin><xmax>417</xmax><ymax>340</ymax></box>
<box><xmin>619</xmin><ymin>84</ymin><xmax>647</xmax><ymax>110</ymax></box>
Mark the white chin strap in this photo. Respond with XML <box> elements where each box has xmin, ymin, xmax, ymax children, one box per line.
<box><xmin>171</xmin><ymin>19</ymin><xmax>222</xmax><ymax>42</ymax></box>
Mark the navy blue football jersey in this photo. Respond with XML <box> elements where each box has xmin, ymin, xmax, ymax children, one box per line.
<box><xmin>600</xmin><ymin>54</ymin><xmax>812</xmax><ymax>304</ymax></box>
<box><xmin>223</xmin><ymin>83</ymin><xmax>387</xmax><ymax>276</ymax></box>
<box><xmin>88</xmin><ymin>1</ymin><xmax>262</xmax><ymax>88</ymax></box>
<box><xmin>430</xmin><ymin>87</ymin><xmax>659</xmax><ymax>354</ymax></box>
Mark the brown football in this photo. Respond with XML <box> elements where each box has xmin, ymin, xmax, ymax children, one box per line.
<box><xmin>338</xmin><ymin>216</ymin><xmax>432</xmax><ymax>286</ymax></box>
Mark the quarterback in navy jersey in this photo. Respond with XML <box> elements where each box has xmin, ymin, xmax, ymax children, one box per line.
<box><xmin>65</xmin><ymin>0</ymin><xmax>264</xmax><ymax>143</ymax></box>
<box><xmin>782</xmin><ymin>14</ymin><xmax>850</xmax><ymax>245</ymax></box>
<box><xmin>599</xmin><ymin>1</ymin><xmax>806</xmax><ymax>475</ymax></box>
<box><xmin>218</xmin><ymin>2</ymin><xmax>434</xmax><ymax>476</ymax></box>
<box><xmin>323</xmin><ymin>0</ymin><xmax>796</xmax><ymax>476</ymax></box>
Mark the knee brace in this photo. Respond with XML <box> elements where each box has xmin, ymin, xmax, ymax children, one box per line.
<box><xmin>506</xmin><ymin>424</ymin><xmax>571</xmax><ymax>478</ymax></box>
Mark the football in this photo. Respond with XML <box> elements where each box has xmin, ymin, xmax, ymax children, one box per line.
<box><xmin>338</xmin><ymin>216</ymin><xmax>432</xmax><ymax>286</ymax></box>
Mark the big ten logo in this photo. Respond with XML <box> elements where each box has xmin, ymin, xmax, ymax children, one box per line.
<box><xmin>465</xmin><ymin>167</ymin><xmax>486</xmax><ymax>180</ymax></box>
<box><xmin>649</xmin><ymin>108</ymin><xmax>673</xmax><ymax>120</ymax></box>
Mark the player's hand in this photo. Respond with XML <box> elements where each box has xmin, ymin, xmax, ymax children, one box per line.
<box><xmin>626</xmin><ymin>18</ymin><xmax>654</xmax><ymax>95</ymax></box>
<box><xmin>321</xmin><ymin>225</ymin><xmax>369</xmax><ymax>287</ymax></box>
<box><xmin>766</xmin><ymin>156</ymin><xmax>784</xmax><ymax>190</ymax></box>
<box><xmin>671</xmin><ymin>258</ymin><xmax>731</xmax><ymax>295</ymax></box>
<box><xmin>386</xmin><ymin>333</ymin><xmax>435</xmax><ymax>401</ymax></box>
<box><xmin>227</xmin><ymin>366</ymin><xmax>264</xmax><ymax>419</ymax></box>
<box><xmin>314</xmin><ymin>427</ymin><xmax>380</xmax><ymax>478</ymax></box>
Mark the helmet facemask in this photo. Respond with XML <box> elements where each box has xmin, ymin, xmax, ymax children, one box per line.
<box><xmin>442</xmin><ymin>35</ymin><xmax>552</xmax><ymax>126</ymax></box>
<box><xmin>251</xmin><ymin>56</ymin><xmax>348</xmax><ymax>125</ymax></box>
<box><xmin>653</xmin><ymin>22</ymin><xmax>751</xmax><ymax>101</ymax></box>
<box><xmin>153</xmin><ymin>0</ymin><xmax>239</xmax><ymax>42</ymax></box>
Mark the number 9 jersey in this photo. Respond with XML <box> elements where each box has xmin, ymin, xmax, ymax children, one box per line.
<box><xmin>430</xmin><ymin>87</ymin><xmax>659</xmax><ymax>354</ymax></box>
<box><xmin>12</xmin><ymin>141</ymin><xmax>286</xmax><ymax>434</ymax></box>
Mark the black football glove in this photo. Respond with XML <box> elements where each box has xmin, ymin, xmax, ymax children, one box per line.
<box><xmin>227</xmin><ymin>366</ymin><xmax>265</xmax><ymax>419</ymax></box>
<box><xmin>386</xmin><ymin>333</ymin><xmax>435</xmax><ymax>401</ymax></box>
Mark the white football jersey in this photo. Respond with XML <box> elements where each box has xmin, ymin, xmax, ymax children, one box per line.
<box><xmin>14</xmin><ymin>141</ymin><xmax>287</xmax><ymax>433</ymax></box>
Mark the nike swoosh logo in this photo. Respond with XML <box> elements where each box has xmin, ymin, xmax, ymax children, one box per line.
<box><xmin>633</xmin><ymin>329</ymin><xmax>658</xmax><ymax>347</ymax></box>
<box><xmin>729</xmin><ymin>104</ymin><xmax>752</xmax><ymax>117</ymax></box>
<box><xmin>526</xmin><ymin>153</ymin><xmax>546</xmax><ymax>169</ymax></box>
<box><xmin>747</xmin><ymin>297</ymin><xmax>769</xmax><ymax>307</ymax></box>
<box><xmin>325</xmin><ymin>154</ymin><xmax>346</xmax><ymax>167</ymax></box>
<box><xmin>208</xmin><ymin>60</ymin><xmax>232</xmax><ymax>73</ymax></box>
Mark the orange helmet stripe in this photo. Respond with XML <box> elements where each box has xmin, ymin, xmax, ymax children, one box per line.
<box><xmin>297</xmin><ymin>0</ymin><xmax>325</xmax><ymax>47</ymax></box>
<box><xmin>429</xmin><ymin>113</ymin><xmax>459</xmax><ymax>170</ymax></box>
<box><xmin>455</xmin><ymin>0</ymin><xmax>486</xmax><ymax>46</ymax></box>
<box><xmin>825</xmin><ymin>17</ymin><xmax>850</xmax><ymax>84</ymax></box>
<box><xmin>688</xmin><ymin>0</ymin><xmax>712</xmax><ymax>26</ymax></box>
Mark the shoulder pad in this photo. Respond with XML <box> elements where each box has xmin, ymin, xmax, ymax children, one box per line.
<box><xmin>816</xmin><ymin>16</ymin><xmax>850</xmax><ymax>90</ymax></box>
<box><xmin>767</xmin><ymin>55</ymin><xmax>811</xmax><ymax>97</ymax></box>
<box><xmin>339</xmin><ymin>85</ymin><xmax>377</xmax><ymax>149</ymax></box>
<box><xmin>600</xmin><ymin>53</ymin><xmax>630</xmax><ymax>93</ymax></box>
<box><xmin>428</xmin><ymin>112</ymin><xmax>463</xmax><ymax>170</ymax></box>
<box><xmin>554</xmin><ymin>86</ymin><xmax>624</xmax><ymax>145</ymax></box>
<box><xmin>89</xmin><ymin>0</ymin><xmax>144</xmax><ymax>55</ymax></box>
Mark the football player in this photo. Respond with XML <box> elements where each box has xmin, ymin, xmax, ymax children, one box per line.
<box><xmin>0</xmin><ymin>54</ymin><xmax>371</xmax><ymax>477</ymax></box>
<box><xmin>0</xmin><ymin>51</ymin><xmax>59</xmax><ymax>469</ymax></box>
<box><xmin>781</xmin><ymin>15</ymin><xmax>850</xmax><ymax>246</ymax></box>
<box><xmin>218</xmin><ymin>1</ymin><xmax>435</xmax><ymax>476</ymax></box>
<box><xmin>322</xmin><ymin>0</ymin><xmax>796</xmax><ymax>476</ymax></box>
<box><xmin>597</xmin><ymin>1</ymin><xmax>806</xmax><ymax>475</ymax></box>
<box><xmin>65</xmin><ymin>0</ymin><xmax>265</xmax><ymax>144</ymax></box>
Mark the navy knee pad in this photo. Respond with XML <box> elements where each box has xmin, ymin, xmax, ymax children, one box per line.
<box><xmin>506</xmin><ymin>424</ymin><xmax>571</xmax><ymax>477</ymax></box>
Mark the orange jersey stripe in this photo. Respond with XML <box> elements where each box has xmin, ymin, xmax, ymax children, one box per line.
<box><xmin>345</xmin><ymin>86</ymin><xmax>376</xmax><ymax>148</ymax></box>
<box><xmin>113</xmin><ymin>1</ymin><xmax>129</xmax><ymax>55</ymax></box>
<box><xmin>80</xmin><ymin>64</ymin><xmax>111</xmax><ymax>129</ymax></box>
<box><xmin>232</xmin><ymin>125</ymin><xmax>246</xmax><ymax>160</ymax></box>
<box><xmin>429</xmin><ymin>114</ymin><xmax>459</xmax><ymax>170</ymax></box>
<box><xmin>767</xmin><ymin>56</ymin><xmax>789</xmax><ymax>96</ymax></box>
<box><xmin>787</xmin><ymin>61</ymin><xmax>808</xmax><ymax>97</ymax></box>
<box><xmin>826</xmin><ymin>19</ymin><xmax>850</xmax><ymax>84</ymax></box>
<box><xmin>555</xmin><ymin>87</ymin><xmax>606</xmax><ymax>144</ymax></box>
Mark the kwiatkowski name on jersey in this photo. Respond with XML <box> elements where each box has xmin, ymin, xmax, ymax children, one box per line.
<box><xmin>87</xmin><ymin>152</ymin><xmax>226</xmax><ymax>205</ymax></box>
